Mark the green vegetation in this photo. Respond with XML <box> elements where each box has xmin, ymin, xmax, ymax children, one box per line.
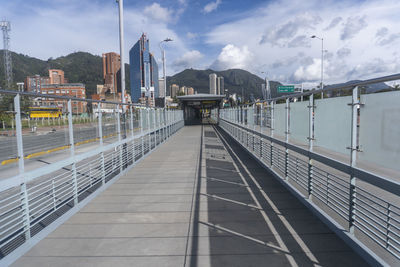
<box><xmin>167</xmin><ymin>68</ymin><xmax>282</xmax><ymax>99</ymax></box>
<box><xmin>0</xmin><ymin>50</ymin><xmax>131</xmax><ymax>98</ymax></box>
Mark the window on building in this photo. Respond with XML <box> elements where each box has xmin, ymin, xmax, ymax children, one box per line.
<box><xmin>56</xmin><ymin>90</ymin><xmax>60</xmax><ymax>94</ymax></box>
<box><xmin>48</xmin><ymin>90</ymin><xmax>54</xmax><ymax>94</ymax></box>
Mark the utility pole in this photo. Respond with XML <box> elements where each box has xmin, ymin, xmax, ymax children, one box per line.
<box><xmin>1</xmin><ymin>21</ymin><xmax>12</xmax><ymax>89</ymax></box>
<box><xmin>117</xmin><ymin>0</ymin><xmax>126</xmax><ymax>106</ymax></box>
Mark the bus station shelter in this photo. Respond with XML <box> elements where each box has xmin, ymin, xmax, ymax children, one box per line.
<box><xmin>177</xmin><ymin>94</ymin><xmax>225</xmax><ymax>125</ymax></box>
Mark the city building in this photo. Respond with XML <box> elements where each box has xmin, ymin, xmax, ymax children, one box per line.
<box><xmin>179</xmin><ymin>86</ymin><xmax>187</xmax><ymax>95</ymax></box>
<box><xmin>217</xmin><ymin>76</ymin><xmax>224</xmax><ymax>95</ymax></box>
<box><xmin>49</xmin><ymin>69</ymin><xmax>66</xmax><ymax>84</ymax></box>
<box><xmin>40</xmin><ymin>83</ymin><xmax>87</xmax><ymax>114</ymax></box>
<box><xmin>129</xmin><ymin>33</ymin><xmax>159</xmax><ymax>106</ymax></box>
<box><xmin>25</xmin><ymin>75</ymin><xmax>50</xmax><ymax>93</ymax></box>
<box><xmin>102</xmin><ymin>52</ymin><xmax>121</xmax><ymax>94</ymax></box>
<box><xmin>170</xmin><ymin>84</ymin><xmax>179</xmax><ymax>98</ymax></box>
<box><xmin>209</xmin><ymin>73</ymin><xmax>217</xmax><ymax>94</ymax></box>
<box><xmin>158</xmin><ymin>78</ymin><xmax>165</xmax><ymax>98</ymax></box>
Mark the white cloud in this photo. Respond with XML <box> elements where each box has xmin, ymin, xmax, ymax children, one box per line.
<box><xmin>205</xmin><ymin>0</ymin><xmax>400</xmax><ymax>83</ymax></box>
<box><xmin>210</xmin><ymin>44</ymin><xmax>253</xmax><ymax>70</ymax></box>
<box><xmin>173</xmin><ymin>50</ymin><xmax>203</xmax><ymax>68</ymax></box>
<box><xmin>203</xmin><ymin>0</ymin><xmax>222</xmax><ymax>14</ymax></box>
<box><xmin>340</xmin><ymin>16</ymin><xmax>368</xmax><ymax>40</ymax></box>
<box><xmin>1</xmin><ymin>0</ymin><xmax>193</xmax><ymax>76</ymax></box>
<box><xmin>186</xmin><ymin>32</ymin><xmax>198</xmax><ymax>39</ymax></box>
<box><xmin>294</xmin><ymin>58</ymin><xmax>325</xmax><ymax>82</ymax></box>
<box><xmin>324</xmin><ymin>17</ymin><xmax>342</xmax><ymax>31</ymax></box>
<box><xmin>143</xmin><ymin>3</ymin><xmax>173</xmax><ymax>23</ymax></box>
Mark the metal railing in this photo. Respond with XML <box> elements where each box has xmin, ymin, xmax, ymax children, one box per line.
<box><xmin>218</xmin><ymin>74</ymin><xmax>400</xmax><ymax>266</ymax></box>
<box><xmin>0</xmin><ymin>90</ymin><xmax>184</xmax><ymax>262</ymax></box>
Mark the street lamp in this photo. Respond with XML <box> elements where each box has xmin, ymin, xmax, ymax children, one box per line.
<box><xmin>311</xmin><ymin>35</ymin><xmax>324</xmax><ymax>99</ymax></box>
<box><xmin>159</xmin><ymin>38</ymin><xmax>173</xmax><ymax>108</ymax></box>
<box><xmin>116</xmin><ymin>0</ymin><xmax>126</xmax><ymax>106</ymax></box>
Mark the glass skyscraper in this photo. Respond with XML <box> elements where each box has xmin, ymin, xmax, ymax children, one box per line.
<box><xmin>129</xmin><ymin>33</ymin><xmax>159</xmax><ymax>104</ymax></box>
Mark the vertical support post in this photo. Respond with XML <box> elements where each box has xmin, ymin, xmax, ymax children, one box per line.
<box><xmin>116</xmin><ymin>105</ymin><xmax>123</xmax><ymax>173</ymax></box>
<box><xmin>285</xmin><ymin>98</ymin><xmax>290</xmax><ymax>180</ymax></box>
<box><xmin>153</xmin><ymin>108</ymin><xmax>157</xmax><ymax>146</ymax></box>
<box><xmin>349</xmin><ymin>86</ymin><xmax>359</xmax><ymax>234</ymax></box>
<box><xmin>140</xmin><ymin>109</ymin><xmax>144</xmax><ymax>157</ymax></box>
<box><xmin>15</xmin><ymin>94</ymin><xmax>31</xmax><ymax>240</ymax></box>
<box><xmin>270</xmin><ymin>101</ymin><xmax>275</xmax><ymax>167</ymax></box>
<box><xmin>98</xmin><ymin>103</ymin><xmax>106</xmax><ymax>185</ymax></box>
<box><xmin>260</xmin><ymin>103</ymin><xmax>263</xmax><ymax>158</ymax></box>
<box><xmin>129</xmin><ymin>106</ymin><xmax>134</xmax><ymax>163</ymax></box>
<box><xmin>147</xmin><ymin>108</ymin><xmax>151</xmax><ymax>150</ymax></box>
<box><xmin>307</xmin><ymin>94</ymin><xmax>314</xmax><ymax>199</ymax></box>
<box><xmin>68</xmin><ymin>100</ymin><xmax>78</xmax><ymax>206</ymax></box>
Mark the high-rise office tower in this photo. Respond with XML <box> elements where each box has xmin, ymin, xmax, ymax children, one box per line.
<box><xmin>217</xmin><ymin>76</ymin><xmax>224</xmax><ymax>95</ymax></box>
<box><xmin>102</xmin><ymin>52</ymin><xmax>121</xmax><ymax>94</ymax></box>
<box><xmin>209</xmin><ymin>73</ymin><xmax>217</xmax><ymax>94</ymax></box>
<box><xmin>129</xmin><ymin>33</ymin><xmax>159</xmax><ymax>105</ymax></box>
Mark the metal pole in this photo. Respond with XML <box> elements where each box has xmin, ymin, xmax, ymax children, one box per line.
<box><xmin>98</xmin><ymin>103</ymin><xmax>106</xmax><ymax>185</ymax></box>
<box><xmin>140</xmin><ymin>109</ymin><xmax>144</xmax><ymax>157</ymax></box>
<box><xmin>321</xmin><ymin>38</ymin><xmax>324</xmax><ymax>99</ymax></box>
<box><xmin>14</xmin><ymin>94</ymin><xmax>31</xmax><ymax>240</ymax></box>
<box><xmin>307</xmin><ymin>94</ymin><xmax>314</xmax><ymax>199</ymax></box>
<box><xmin>285</xmin><ymin>98</ymin><xmax>290</xmax><ymax>180</ymax></box>
<box><xmin>68</xmin><ymin>100</ymin><xmax>78</xmax><ymax>206</ymax></box>
<box><xmin>117</xmin><ymin>0</ymin><xmax>126</xmax><ymax>106</ymax></box>
<box><xmin>163</xmin><ymin>49</ymin><xmax>167</xmax><ymax>107</ymax></box>
<box><xmin>116</xmin><ymin>105</ymin><xmax>123</xmax><ymax>173</ymax></box>
<box><xmin>349</xmin><ymin>86</ymin><xmax>358</xmax><ymax>234</ymax></box>
<box><xmin>270</xmin><ymin>101</ymin><xmax>275</xmax><ymax>167</ymax></box>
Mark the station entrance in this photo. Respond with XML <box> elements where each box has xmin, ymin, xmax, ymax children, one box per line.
<box><xmin>177</xmin><ymin>94</ymin><xmax>225</xmax><ymax>125</ymax></box>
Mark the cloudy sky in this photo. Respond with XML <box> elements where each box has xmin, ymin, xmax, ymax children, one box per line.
<box><xmin>2</xmin><ymin>0</ymin><xmax>400</xmax><ymax>85</ymax></box>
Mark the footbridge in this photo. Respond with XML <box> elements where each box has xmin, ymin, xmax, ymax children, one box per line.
<box><xmin>0</xmin><ymin>73</ymin><xmax>400</xmax><ymax>266</ymax></box>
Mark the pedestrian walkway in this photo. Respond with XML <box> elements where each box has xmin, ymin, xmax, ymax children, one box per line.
<box><xmin>12</xmin><ymin>125</ymin><xmax>367</xmax><ymax>267</ymax></box>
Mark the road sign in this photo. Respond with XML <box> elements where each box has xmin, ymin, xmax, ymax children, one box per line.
<box><xmin>278</xmin><ymin>85</ymin><xmax>295</xmax><ymax>93</ymax></box>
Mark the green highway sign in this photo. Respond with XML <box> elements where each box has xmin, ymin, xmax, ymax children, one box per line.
<box><xmin>278</xmin><ymin>85</ymin><xmax>295</xmax><ymax>93</ymax></box>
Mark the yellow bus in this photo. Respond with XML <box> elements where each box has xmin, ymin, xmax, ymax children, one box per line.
<box><xmin>29</xmin><ymin>107</ymin><xmax>62</xmax><ymax>119</ymax></box>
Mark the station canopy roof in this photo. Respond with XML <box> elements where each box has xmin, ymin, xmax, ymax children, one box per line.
<box><xmin>177</xmin><ymin>94</ymin><xmax>225</xmax><ymax>109</ymax></box>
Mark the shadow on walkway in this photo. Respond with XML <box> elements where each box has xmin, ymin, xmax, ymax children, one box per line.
<box><xmin>187</xmin><ymin>125</ymin><xmax>367</xmax><ymax>267</ymax></box>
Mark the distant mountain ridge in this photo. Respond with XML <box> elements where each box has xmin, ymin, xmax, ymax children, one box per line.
<box><xmin>167</xmin><ymin>68</ymin><xmax>283</xmax><ymax>99</ymax></box>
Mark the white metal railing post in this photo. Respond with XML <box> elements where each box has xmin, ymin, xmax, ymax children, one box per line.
<box><xmin>260</xmin><ymin>103</ymin><xmax>264</xmax><ymax>158</ymax></box>
<box><xmin>129</xmin><ymin>106</ymin><xmax>135</xmax><ymax>163</ymax></box>
<box><xmin>147</xmin><ymin>108</ymin><xmax>151</xmax><ymax>150</ymax></box>
<box><xmin>307</xmin><ymin>94</ymin><xmax>314</xmax><ymax>199</ymax></box>
<box><xmin>349</xmin><ymin>86</ymin><xmax>359</xmax><ymax>234</ymax></box>
<box><xmin>285</xmin><ymin>98</ymin><xmax>290</xmax><ymax>180</ymax></box>
<box><xmin>14</xmin><ymin>94</ymin><xmax>31</xmax><ymax>240</ymax></box>
<box><xmin>154</xmin><ymin>108</ymin><xmax>157</xmax><ymax>146</ymax></box>
<box><xmin>252</xmin><ymin>104</ymin><xmax>256</xmax><ymax>151</ymax></box>
<box><xmin>116</xmin><ymin>105</ymin><xmax>123</xmax><ymax>173</ymax></box>
<box><xmin>98</xmin><ymin>103</ymin><xmax>106</xmax><ymax>185</ymax></box>
<box><xmin>68</xmin><ymin>100</ymin><xmax>78</xmax><ymax>206</ymax></box>
<box><xmin>270</xmin><ymin>101</ymin><xmax>275</xmax><ymax>167</ymax></box>
<box><xmin>140</xmin><ymin>109</ymin><xmax>144</xmax><ymax>157</ymax></box>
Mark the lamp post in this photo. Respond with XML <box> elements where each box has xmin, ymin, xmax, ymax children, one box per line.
<box><xmin>116</xmin><ymin>0</ymin><xmax>126</xmax><ymax>106</ymax></box>
<box><xmin>311</xmin><ymin>35</ymin><xmax>324</xmax><ymax>99</ymax></box>
<box><xmin>159</xmin><ymin>38</ymin><xmax>173</xmax><ymax>108</ymax></box>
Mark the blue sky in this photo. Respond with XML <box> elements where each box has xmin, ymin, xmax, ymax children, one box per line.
<box><xmin>2</xmin><ymin>0</ymin><xmax>400</xmax><ymax>85</ymax></box>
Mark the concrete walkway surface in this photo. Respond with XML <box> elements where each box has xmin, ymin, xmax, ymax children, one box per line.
<box><xmin>12</xmin><ymin>125</ymin><xmax>367</xmax><ymax>267</ymax></box>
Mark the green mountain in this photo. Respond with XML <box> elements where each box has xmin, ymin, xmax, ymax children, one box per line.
<box><xmin>0</xmin><ymin>51</ymin><xmax>279</xmax><ymax>100</ymax></box>
<box><xmin>0</xmin><ymin>51</ymin><xmax>131</xmax><ymax>96</ymax></box>
<box><xmin>167</xmin><ymin>68</ymin><xmax>282</xmax><ymax>100</ymax></box>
